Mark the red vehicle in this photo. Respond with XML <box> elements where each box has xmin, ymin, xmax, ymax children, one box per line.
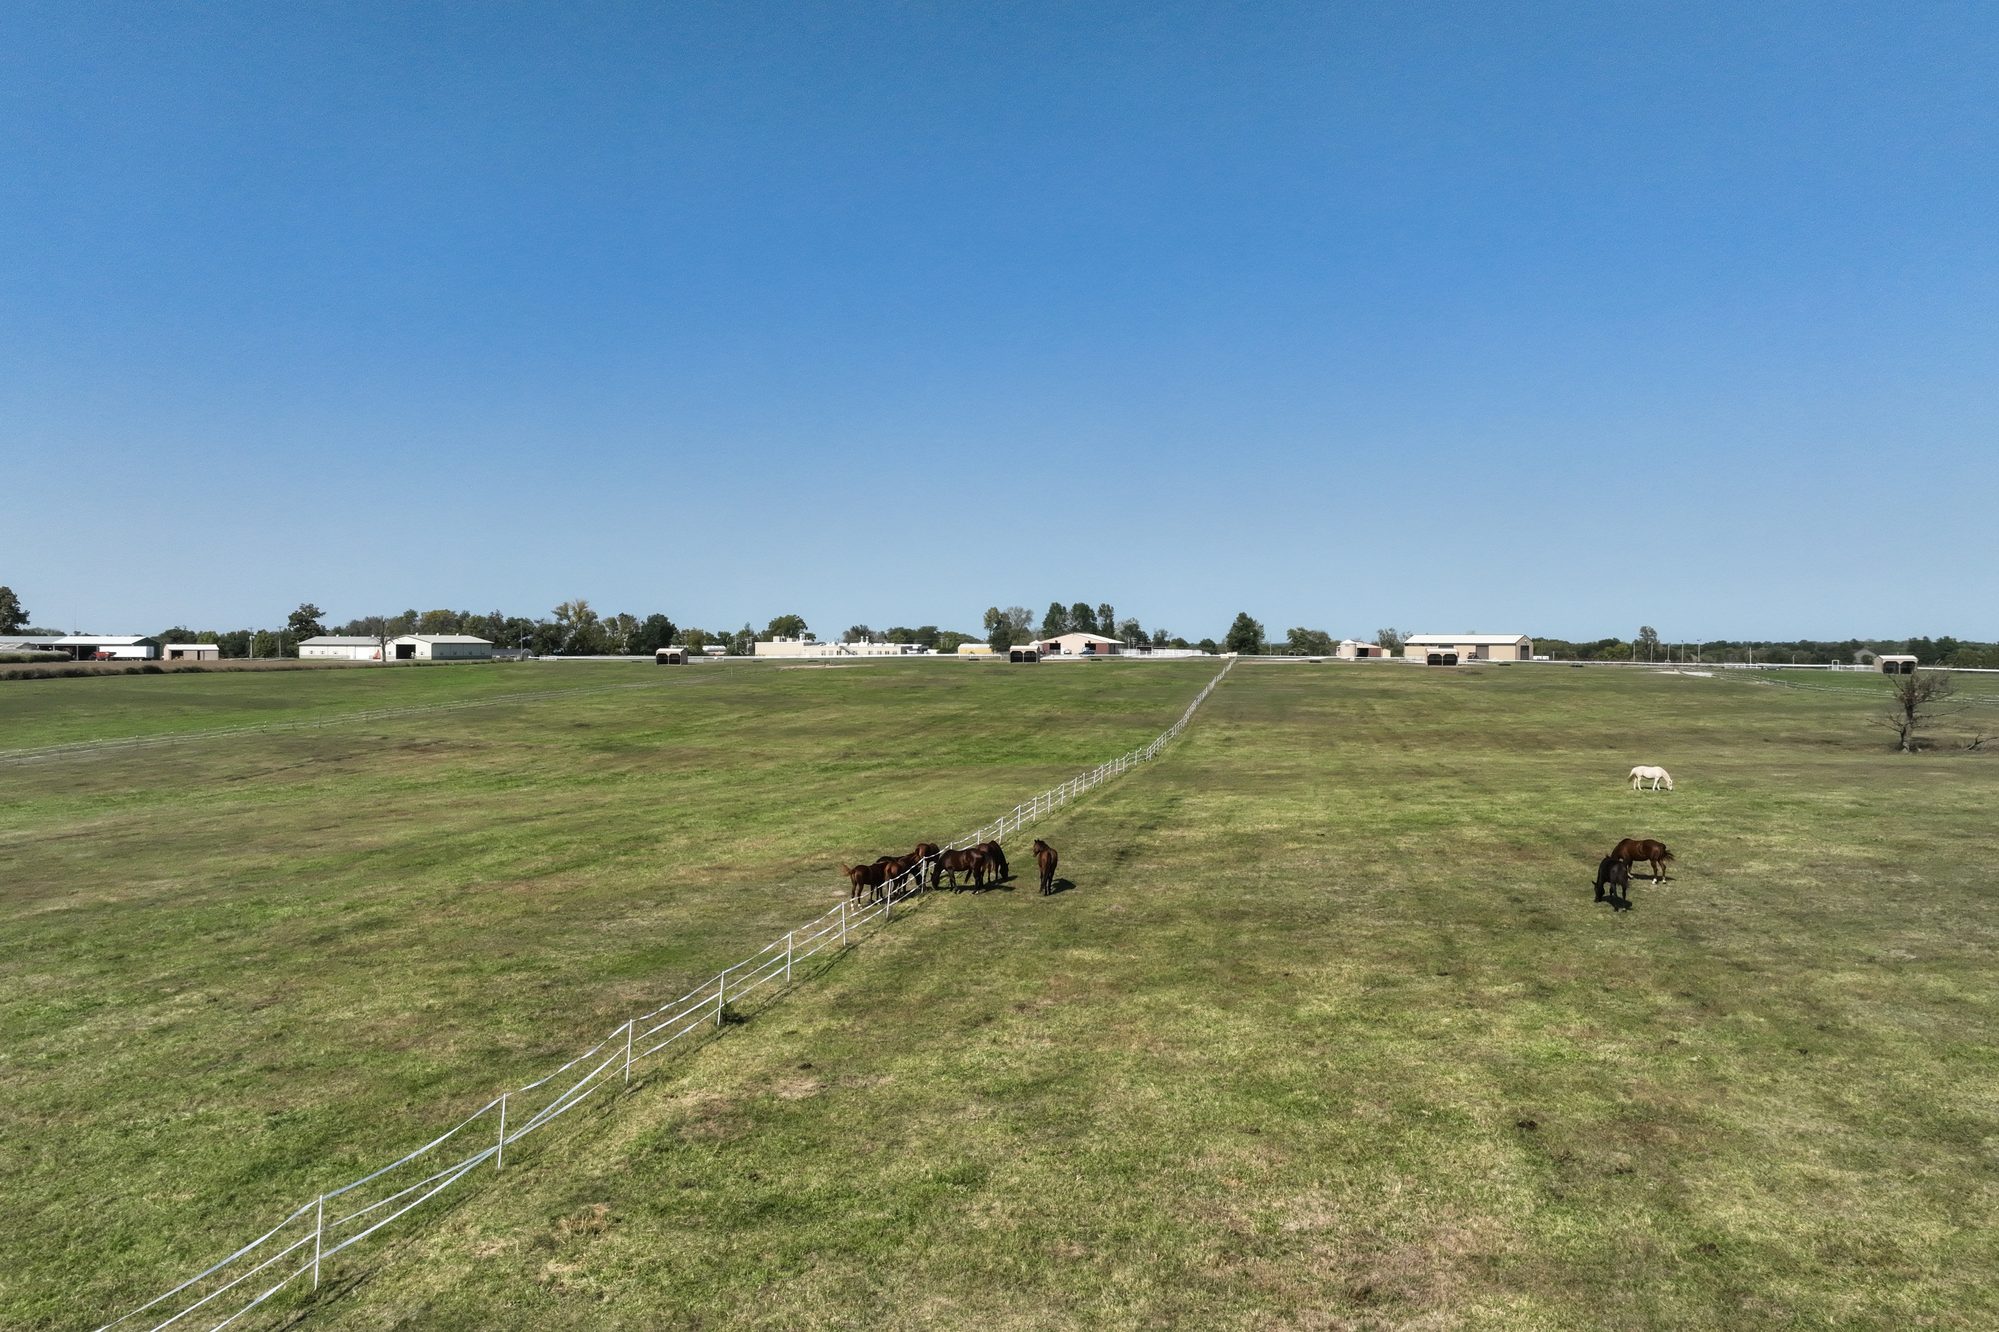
<box><xmin>91</xmin><ymin>650</ymin><xmax>117</xmax><ymax>661</ymax></box>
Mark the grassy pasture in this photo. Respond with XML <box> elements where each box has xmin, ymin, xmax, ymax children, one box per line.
<box><xmin>4</xmin><ymin>662</ymin><xmax>1996</xmax><ymax>1330</ymax></box>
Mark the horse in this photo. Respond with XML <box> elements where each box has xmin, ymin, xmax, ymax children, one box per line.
<box><xmin>876</xmin><ymin>854</ymin><xmax>921</xmax><ymax>897</ymax></box>
<box><xmin>1032</xmin><ymin>839</ymin><xmax>1059</xmax><ymax>895</ymax></box>
<box><xmin>1593</xmin><ymin>855</ymin><xmax>1632</xmax><ymax>906</ymax></box>
<box><xmin>840</xmin><ymin>861</ymin><xmax>888</xmax><ymax>903</ymax></box>
<box><xmin>935</xmin><ymin>847</ymin><xmax>989</xmax><ymax>891</ymax></box>
<box><xmin>910</xmin><ymin>843</ymin><xmax>941</xmax><ymax>889</ymax></box>
<box><xmin>976</xmin><ymin>840</ymin><xmax>1009</xmax><ymax>883</ymax></box>
<box><xmin>1610</xmin><ymin>838</ymin><xmax>1675</xmax><ymax>882</ymax></box>
<box><xmin>1628</xmin><ymin>765</ymin><xmax>1674</xmax><ymax>792</ymax></box>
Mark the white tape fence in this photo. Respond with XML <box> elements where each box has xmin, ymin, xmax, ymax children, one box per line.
<box><xmin>93</xmin><ymin>658</ymin><xmax>1235</xmax><ymax>1332</ymax></box>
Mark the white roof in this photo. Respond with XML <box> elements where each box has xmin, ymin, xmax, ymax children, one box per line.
<box><xmin>162</xmin><ymin>642</ymin><xmax>216</xmax><ymax>649</ymax></box>
<box><xmin>31</xmin><ymin>634</ymin><xmax>158</xmax><ymax>646</ymax></box>
<box><xmin>1405</xmin><ymin>633</ymin><xmax>1531</xmax><ymax>645</ymax></box>
<box><xmin>1043</xmin><ymin>632</ymin><xmax>1123</xmax><ymax>645</ymax></box>
<box><xmin>393</xmin><ymin>635</ymin><xmax>493</xmax><ymax>645</ymax></box>
<box><xmin>300</xmin><ymin>636</ymin><xmax>381</xmax><ymax>646</ymax></box>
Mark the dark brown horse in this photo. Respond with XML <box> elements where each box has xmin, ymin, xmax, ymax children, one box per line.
<box><xmin>935</xmin><ymin>847</ymin><xmax>989</xmax><ymax>891</ymax></box>
<box><xmin>1611</xmin><ymin>838</ymin><xmax>1674</xmax><ymax>882</ymax></box>
<box><xmin>1593</xmin><ymin>855</ymin><xmax>1632</xmax><ymax>905</ymax></box>
<box><xmin>840</xmin><ymin>861</ymin><xmax>888</xmax><ymax>903</ymax></box>
<box><xmin>1032</xmin><ymin>839</ymin><xmax>1058</xmax><ymax>895</ymax></box>
<box><xmin>910</xmin><ymin>842</ymin><xmax>941</xmax><ymax>889</ymax></box>
<box><xmin>976</xmin><ymin>840</ymin><xmax>1009</xmax><ymax>883</ymax></box>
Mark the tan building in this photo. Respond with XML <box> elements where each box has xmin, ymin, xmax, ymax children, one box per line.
<box><xmin>1336</xmin><ymin>639</ymin><xmax>1389</xmax><ymax>659</ymax></box>
<box><xmin>162</xmin><ymin>643</ymin><xmax>219</xmax><ymax>661</ymax></box>
<box><xmin>1403</xmin><ymin>634</ymin><xmax>1533</xmax><ymax>662</ymax></box>
<box><xmin>1032</xmin><ymin>632</ymin><xmax>1124</xmax><ymax>657</ymax></box>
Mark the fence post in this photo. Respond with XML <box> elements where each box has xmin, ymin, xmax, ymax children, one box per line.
<box><xmin>623</xmin><ymin>1019</ymin><xmax>634</xmax><ymax>1085</ymax></box>
<box><xmin>496</xmin><ymin>1092</ymin><xmax>507</xmax><ymax>1171</ymax></box>
<box><xmin>840</xmin><ymin>899</ymin><xmax>848</xmax><ymax>946</ymax></box>
<box><xmin>312</xmin><ymin>1194</ymin><xmax>324</xmax><ymax>1289</ymax></box>
<box><xmin>785</xmin><ymin>930</ymin><xmax>794</xmax><ymax>982</ymax></box>
<box><xmin>715</xmin><ymin>972</ymin><xmax>727</xmax><ymax>1026</ymax></box>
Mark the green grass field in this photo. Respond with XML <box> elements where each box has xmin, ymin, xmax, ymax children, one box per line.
<box><xmin>4</xmin><ymin>662</ymin><xmax>1995</xmax><ymax>1330</ymax></box>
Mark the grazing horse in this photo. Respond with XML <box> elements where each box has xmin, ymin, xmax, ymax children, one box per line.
<box><xmin>910</xmin><ymin>843</ymin><xmax>941</xmax><ymax>890</ymax></box>
<box><xmin>1032</xmin><ymin>839</ymin><xmax>1059</xmax><ymax>895</ymax></box>
<box><xmin>935</xmin><ymin>847</ymin><xmax>989</xmax><ymax>891</ymax></box>
<box><xmin>1628</xmin><ymin>765</ymin><xmax>1674</xmax><ymax>792</ymax></box>
<box><xmin>840</xmin><ymin>861</ymin><xmax>888</xmax><ymax>903</ymax></box>
<box><xmin>976</xmin><ymin>840</ymin><xmax>1009</xmax><ymax>883</ymax></box>
<box><xmin>1593</xmin><ymin>855</ymin><xmax>1632</xmax><ymax>905</ymax></box>
<box><xmin>1610</xmin><ymin>838</ymin><xmax>1675</xmax><ymax>882</ymax></box>
<box><xmin>876</xmin><ymin>854</ymin><xmax>921</xmax><ymax>897</ymax></box>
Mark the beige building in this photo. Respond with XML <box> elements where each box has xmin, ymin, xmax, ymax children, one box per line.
<box><xmin>1336</xmin><ymin>639</ymin><xmax>1389</xmax><ymax>659</ymax></box>
<box><xmin>1403</xmin><ymin>634</ymin><xmax>1533</xmax><ymax>662</ymax></box>
<box><xmin>162</xmin><ymin>643</ymin><xmax>219</xmax><ymax>661</ymax></box>
<box><xmin>1032</xmin><ymin>632</ymin><xmax>1124</xmax><ymax>657</ymax></box>
<box><xmin>299</xmin><ymin>635</ymin><xmax>384</xmax><ymax>661</ymax></box>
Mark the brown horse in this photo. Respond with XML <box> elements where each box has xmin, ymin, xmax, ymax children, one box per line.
<box><xmin>840</xmin><ymin>861</ymin><xmax>888</xmax><ymax>903</ymax></box>
<box><xmin>877</xmin><ymin>854</ymin><xmax>921</xmax><ymax>896</ymax></box>
<box><xmin>1611</xmin><ymin>838</ymin><xmax>1674</xmax><ymax>882</ymax></box>
<box><xmin>976</xmin><ymin>840</ymin><xmax>1009</xmax><ymax>883</ymax></box>
<box><xmin>1593</xmin><ymin>855</ymin><xmax>1632</xmax><ymax>905</ymax></box>
<box><xmin>935</xmin><ymin>847</ymin><xmax>989</xmax><ymax>891</ymax></box>
<box><xmin>911</xmin><ymin>842</ymin><xmax>941</xmax><ymax>889</ymax></box>
<box><xmin>1032</xmin><ymin>839</ymin><xmax>1059</xmax><ymax>895</ymax></box>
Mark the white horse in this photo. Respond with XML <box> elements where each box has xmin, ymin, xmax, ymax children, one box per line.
<box><xmin>1629</xmin><ymin>765</ymin><xmax>1673</xmax><ymax>792</ymax></box>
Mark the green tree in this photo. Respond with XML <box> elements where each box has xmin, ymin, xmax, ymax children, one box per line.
<box><xmin>0</xmin><ymin>585</ymin><xmax>28</xmax><ymax>633</ymax></box>
<box><xmin>1097</xmin><ymin>603</ymin><xmax>1116</xmax><ymax>638</ymax></box>
<box><xmin>1375</xmin><ymin>627</ymin><xmax>1407</xmax><ymax>652</ymax></box>
<box><xmin>287</xmin><ymin>602</ymin><xmax>326</xmax><ymax>641</ymax></box>
<box><xmin>1041</xmin><ymin>602</ymin><xmax>1068</xmax><ymax>637</ymax></box>
<box><xmin>1637</xmin><ymin>625</ymin><xmax>1661</xmax><ymax>661</ymax></box>
<box><xmin>843</xmin><ymin>624</ymin><xmax>876</xmax><ymax>644</ymax></box>
<box><xmin>765</xmin><ymin>613</ymin><xmax>808</xmax><ymax>640</ymax></box>
<box><xmin>553</xmin><ymin>599</ymin><xmax>607</xmax><ymax>654</ymax></box>
<box><xmin>1117</xmin><ymin>617</ymin><xmax>1146</xmax><ymax>647</ymax></box>
<box><xmin>1069</xmin><ymin>602</ymin><xmax>1099</xmax><ymax>635</ymax></box>
<box><xmin>1197</xmin><ymin>637</ymin><xmax>1219</xmax><ymax>654</ymax></box>
<box><xmin>251</xmin><ymin>629</ymin><xmax>283</xmax><ymax>659</ymax></box>
<box><xmin>1285</xmin><ymin>627</ymin><xmax>1335</xmax><ymax>656</ymax></box>
<box><xmin>983</xmin><ymin>607</ymin><xmax>1015</xmax><ymax>651</ymax></box>
<box><xmin>416</xmin><ymin>608</ymin><xmax>461</xmax><ymax>635</ymax></box>
<box><xmin>1224</xmin><ymin>613</ymin><xmax>1265</xmax><ymax>655</ymax></box>
<box><xmin>605</xmin><ymin>612</ymin><xmax>640</xmax><ymax>654</ymax></box>
<box><xmin>633</xmin><ymin>614</ymin><xmax>679</xmax><ymax>654</ymax></box>
<box><xmin>682</xmin><ymin>627</ymin><xmax>710</xmax><ymax>652</ymax></box>
<box><xmin>729</xmin><ymin>623</ymin><xmax>756</xmax><ymax>655</ymax></box>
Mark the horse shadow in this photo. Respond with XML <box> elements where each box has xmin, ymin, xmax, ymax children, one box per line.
<box><xmin>1044</xmin><ymin>877</ymin><xmax>1077</xmax><ymax>896</ymax></box>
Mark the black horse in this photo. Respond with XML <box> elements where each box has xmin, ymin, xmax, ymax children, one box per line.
<box><xmin>1593</xmin><ymin>855</ymin><xmax>1631</xmax><ymax>906</ymax></box>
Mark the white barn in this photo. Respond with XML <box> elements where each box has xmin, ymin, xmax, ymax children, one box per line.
<box><xmin>7</xmin><ymin>634</ymin><xmax>161</xmax><ymax>659</ymax></box>
<box><xmin>298</xmin><ymin>635</ymin><xmax>385</xmax><ymax>661</ymax></box>
<box><xmin>388</xmin><ymin>634</ymin><xmax>493</xmax><ymax>662</ymax></box>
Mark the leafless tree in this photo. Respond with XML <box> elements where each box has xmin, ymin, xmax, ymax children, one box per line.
<box><xmin>1876</xmin><ymin>669</ymin><xmax>1955</xmax><ymax>752</ymax></box>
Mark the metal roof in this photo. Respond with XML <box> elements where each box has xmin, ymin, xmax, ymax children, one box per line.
<box><xmin>300</xmin><ymin>636</ymin><xmax>382</xmax><ymax>646</ymax></box>
<box><xmin>1404</xmin><ymin>634</ymin><xmax>1532</xmax><ymax>645</ymax></box>
<box><xmin>393</xmin><ymin>634</ymin><xmax>494</xmax><ymax>645</ymax></box>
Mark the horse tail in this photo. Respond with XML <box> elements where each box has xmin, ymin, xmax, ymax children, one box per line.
<box><xmin>1660</xmin><ymin>848</ymin><xmax>1675</xmax><ymax>861</ymax></box>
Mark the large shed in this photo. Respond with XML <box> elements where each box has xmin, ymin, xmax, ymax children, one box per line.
<box><xmin>13</xmin><ymin>634</ymin><xmax>162</xmax><ymax>659</ymax></box>
<box><xmin>298</xmin><ymin>636</ymin><xmax>385</xmax><ymax>661</ymax></box>
<box><xmin>1403</xmin><ymin>634</ymin><xmax>1533</xmax><ymax>662</ymax></box>
<box><xmin>1032</xmin><ymin>632</ymin><xmax>1124</xmax><ymax>657</ymax></box>
<box><xmin>388</xmin><ymin>634</ymin><xmax>494</xmax><ymax>662</ymax></box>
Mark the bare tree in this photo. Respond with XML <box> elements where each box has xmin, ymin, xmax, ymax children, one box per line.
<box><xmin>1877</xmin><ymin>669</ymin><xmax>1955</xmax><ymax>752</ymax></box>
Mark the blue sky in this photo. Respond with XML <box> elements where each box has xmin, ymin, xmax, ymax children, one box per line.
<box><xmin>4</xmin><ymin>2</ymin><xmax>1994</xmax><ymax>641</ymax></box>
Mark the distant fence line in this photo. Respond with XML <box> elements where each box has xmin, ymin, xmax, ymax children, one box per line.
<box><xmin>93</xmin><ymin>658</ymin><xmax>1236</xmax><ymax>1332</ymax></box>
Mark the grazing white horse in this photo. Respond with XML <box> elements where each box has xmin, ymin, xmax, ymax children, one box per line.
<box><xmin>1629</xmin><ymin>765</ymin><xmax>1674</xmax><ymax>792</ymax></box>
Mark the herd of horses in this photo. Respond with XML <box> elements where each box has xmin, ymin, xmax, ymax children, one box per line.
<box><xmin>841</xmin><ymin>838</ymin><xmax>1060</xmax><ymax>903</ymax></box>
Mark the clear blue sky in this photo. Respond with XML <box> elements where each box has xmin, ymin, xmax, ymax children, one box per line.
<box><xmin>5</xmin><ymin>2</ymin><xmax>1994</xmax><ymax>641</ymax></box>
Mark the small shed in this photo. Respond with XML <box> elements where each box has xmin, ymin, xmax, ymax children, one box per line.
<box><xmin>1009</xmin><ymin>647</ymin><xmax>1040</xmax><ymax>663</ymax></box>
<box><xmin>655</xmin><ymin>647</ymin><xmax>689</xmax><ymax>665</ymax></box>
<box><xmin>1336</xmin><ymin>639</ymin><xmax>1388</xmax><ymax>659</ymax></box>
<box><xmin>163</xmin><ymin>643</ymin><xmax>219</xmax><ymax>661</ymax></box>
<box><xmin>1877</xmin><ymin>654</ymin><xmax>1918</xmax><ymax>674</ymax></box>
